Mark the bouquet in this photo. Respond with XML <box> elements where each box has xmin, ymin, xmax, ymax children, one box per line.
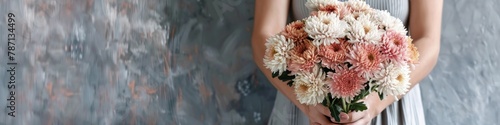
<box><xmin>263</xmin><ymin>0</ymin><xmax>420</xmax><ymax>122</ymax></box>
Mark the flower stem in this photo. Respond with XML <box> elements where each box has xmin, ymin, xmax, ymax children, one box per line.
<box><xmin>342</xmin><ymin>98</ymin><xmax>347</xmax><ymax>113</ymax></box>
<box><xmin>326</xmin><ymin>97</ymin><xmax>331</xmax><ymax>107</ymax></box>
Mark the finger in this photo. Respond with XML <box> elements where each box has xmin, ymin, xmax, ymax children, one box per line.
<box><xmin>331</xmin><ymin>111</ymin><xmax>366</xmax><ymax>124</ymax></box>
<box><xmin>347</xmin><ymin>110</ymin><xmax>367</xmax><ymax>122</ymax></box>
<box><xmin>344</xmin><ymin>118</ymin><xmax>370</xmax><ymax>125</ymax></box>
<box><xmin>315</xmin><ymin>116</ymin><xmax>336</xmax><ymax>125</ymax></box>
<box><xmin>312</xmin><ymin>113</ymin><xmax>337</xmax><ymax>125</ymax></box>
<box><xmin>331</xmin><ymin>112</ymin><xmax>352</xmax><ymax>124</ymax></box>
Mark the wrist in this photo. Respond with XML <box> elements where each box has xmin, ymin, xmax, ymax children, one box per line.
<box><xmin>367</xmin><ymin>93</ymin><xmax>393</xmax><ymax>116</ymax></box>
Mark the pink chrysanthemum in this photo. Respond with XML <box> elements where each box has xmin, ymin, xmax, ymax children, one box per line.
<box><xmin>281</xmin><ymin>21</ymin><xmax>308</xmax><ymax>41</ymax></box>
<box><xmin>288</xmin><ymin>39</ymin><xmax>320</xmax><ymax>74</ymax></box>
<box><xmin>348</xmin><ymin>43</ymin><xmax>384</xmax><ymax>79</ymax></box>
<box><xmin>327</xmin><ymin>67</ymin><xmax>366</xmax><ymax>100</ymax></box>
<box><xmin>318</xmin><ymin>39</ymin><xmax>350</xmax><ymax>69</ymax></box>
<box><xmin>381</xmin><ymin>30</ymin><xmax>409</xmax><ymax>63</ymax></box>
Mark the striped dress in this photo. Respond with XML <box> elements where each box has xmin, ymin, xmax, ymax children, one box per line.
<box><xmin>267</xmin><ymin>0</ymin><xmax>427</xmax><ymax>125</ymax></box>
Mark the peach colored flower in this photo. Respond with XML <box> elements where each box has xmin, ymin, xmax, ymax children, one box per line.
<box><xmin>327</xmin><ymin>66</ymin><xmax>366</xmax><ymax>101</ymax></box>
<box><xmin>288</xmin><ymin>39</ymin><xmax>320</xmax><ymax>74</ymax></box>
<box><xmin>318</xmin><ymin>39</ymin><xmax>350</xmax><ymax>69</ymax></box>
<box><xmin>381</xmin><ymin>30</ymin><xmax>409</xmax><ymax>63</ymax></box>
<box><xmin>348</xmin><ymin>43</ymin><xmax>384</xmax><ymax>79</ymax></box>
<box><xmin>281</xmin><ymin>20</ymin><xmax>308</xmax><ymax>41</ymax></box>
<box><xmin>406</xmin><ymin>37</ymin><xmax>419</xmax><ymax>64</ymax></box>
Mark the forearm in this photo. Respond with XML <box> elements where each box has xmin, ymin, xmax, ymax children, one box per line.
<box><xmin>374</xmin><ymin>37</ymin><xmax>440</xmax><ymax>112</ymax></box>
<box><xmin>251</xmin><ymin>0</ymin><xmax>309</xmax><ymax>113</ymax></box>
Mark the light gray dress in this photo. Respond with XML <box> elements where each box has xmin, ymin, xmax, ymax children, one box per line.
<box><xmin>268</xmin><ymin>0</ymin><xmax>426</xmax><ymax>125</ymax></box>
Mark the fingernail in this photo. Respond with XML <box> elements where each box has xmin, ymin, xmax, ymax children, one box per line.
<box><xmin>340</xmin><ymin>112</ymin><xmax>349</xmax><ymax>120</ymax></box>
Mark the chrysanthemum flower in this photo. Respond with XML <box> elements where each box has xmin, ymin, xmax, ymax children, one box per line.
<box><xmin>348</xmin><ymin>43</ymin><xmax>384</xmax><ymax>79</ymax></box>
<box><xmin>406</xmin><ymin>37</ymin><xmax>419</xmax><ymax>64</ymax></box>
<box><xmin>381</xmin><ymin>30</ymin><xmax>410</xmax><ymax>63</ymax></box>
<box><xmin>281</xmin><ymin>20</ymin><xmax>308</xmax><ymax>41</ymax></box>
<box><xmin>327</xmin><ymin>66</ymin><xmax>366</xmax><ymax>101</ymax></box>
<box><xmin>372</xmin><ymin>62</ymin><xmax>411</xmax><ymax>100</ymax></box>
<box><xmin>287</xmin><ymin>39</ymin><xmax>320</xmax><ymax>74</ymax></box>
<box><xmin>305</xmin><ymin>0</ymin><xmax>342</xmax><ymax>11</ymax></box>
<box><xmin>346</xmin><ymin>0</ymin><xmax>371</xmax><ymax>12</ymax></box>
<box><xmin>263</xmin><ymin>35</ymin><xmax>294</xmax><ymax>75</ymax></box>
<box><xmin>318</xmin><ymin>2</ymin><xmax>351</xmax><ymax>19</ymax></box>
<box><xmin>294</xmin><ymin>65</ymin><xmax>329</xmax><ymax>105</ymax></box>
<box><xmin>371</xmin><ymin>10</ymin><xmax>407</xmax><ymax>35</ymax></box>
<box><xmin>318</xmin><ymin>39</ymin><xmax>350</xmax><ymax>69</ymax></box>
<box><xmin>305</xmin><ymin>12</ymin><xmax>349</xmax><ymax>46</ymax></box>
<box><xmin>346</xmin><ymin>14</ymin><xmax>384</xmax><ymax>44</ymax></box>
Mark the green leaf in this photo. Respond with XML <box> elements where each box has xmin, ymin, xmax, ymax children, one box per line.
<box><xmin>322</xmin><ymin>98</ymin><xmax>328</xmax><ymax>107</ymax></box>
<box><xmin>378</xmin><ymin>92</ymin><xmax>384</xmax><ymax>100</ymax></box>
<box><xmin>277</xmin><ymin>70</ymin><xmax>295</xmax><ymax>81</ymax></box>
<box><xmin>329</xmin><ymin>105</ymin><xmax>341</xmax><ymax>122</ymax></box>
<box><xmin>322</xmin><ymin>67</ymin><xmax>335</xmax><ymax>73</ymax></box>
<box><xmin>272</xmin><ymin>72</ymin><xmax>279</xmax><ymax>78</ymax></box>
<box><xmin>352</xmin><ymin>85</ymin><xmax>370</xmax><ymax>103</ymax></box>
<box><xmin>349</xmin><ymin>102</ymin><xmax>368</xmax><ymax>112</ymax></box>
<box><xmin>286</xmin><ymin>81</ymin><xmax>294</xmax><ymax>87</ymax></box>
<box><xmin>330</xmin><ymin>98</ymin><xmax>337</xmax><ymax>107</ymax></box>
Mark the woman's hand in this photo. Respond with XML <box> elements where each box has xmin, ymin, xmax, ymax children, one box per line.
<box><xmin>330</xmin><ymin>93</ymin><xmax>387</xmax><ymax>125</ymax></box>
<box><xmin>304</xmin><ymin>104</ymin><xmax>341</xmax><ymax>125</ymax></box>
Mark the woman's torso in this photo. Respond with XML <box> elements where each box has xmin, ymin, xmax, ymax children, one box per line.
<box><xmin>292</xmin><ymin>0</ymin><xmax>410</xmax><ymax>26</ymax></box>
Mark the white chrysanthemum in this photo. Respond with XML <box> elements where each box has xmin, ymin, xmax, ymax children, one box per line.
<box><xmin>346</xmin><ymin>14</ymin><xmax>384</xmax><ymax>44</ymax></box>
<box><xmin>263</xmin><ymin>35</ymin><xmax>294</xmax><ymax>75</ymax></box>
<box><xmin>372</xmin><ymin>63</ymin><xmax>411</xmax><ymax>100</ymax></box>
<box><xmin>372</xmin><ymin>10</ymin><xmax>407</xmax><ymax>35</ymax></box>
<box><xmin>305</xmin><ymin>12</ymin><xmax>349</xmax><ymax>46</ymax></box>
<box><xmin>346</xmin><ymin>0</ymin><xmax>372</xmax><ymax>12</ymax></box>
<box><xmin>305</xmin><ymin>0</ymin><xmax>342</xmax><ymax>11</ymax></box>
<box><xmin>293</xmin><ymin>65</ymin><xmax>329</xmax><ymax>105</ymax></box>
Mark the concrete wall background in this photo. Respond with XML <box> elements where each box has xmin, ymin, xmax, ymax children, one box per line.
<box><xmin>0</xmin><ymin>0</ymin><xmax>498</xmax><ymax>125</ymax></box>
<box><xmin>420</xmin><ymin>0</ymin><xmax>500</xmax><ymax>124</ymax></box>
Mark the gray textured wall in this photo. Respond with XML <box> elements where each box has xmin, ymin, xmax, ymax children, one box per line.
<box><xmin>0</xmin><ymin>0</ymin><xmax>498</xmax><ymax>125</ymax></box>
<box><xmin>420</xmin><ymin>0</ymin><xmax>500</xmax><ymax>124</ymax></box>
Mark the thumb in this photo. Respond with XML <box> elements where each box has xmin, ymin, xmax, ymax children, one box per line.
<box><xmin>330</xmin><ymin>112</ymin><xmax>351</xmax><ymax>123</ymax></box>
<box><xmin>340</xmin><ymin>112</ymin><xmax>350</xmax><ymax>121</ymax></box>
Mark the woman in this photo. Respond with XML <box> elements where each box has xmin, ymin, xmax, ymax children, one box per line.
<box><xmin>251</xmin><ymin>0</ymin><xmax>442</xmax><ymax>125</ymax></box>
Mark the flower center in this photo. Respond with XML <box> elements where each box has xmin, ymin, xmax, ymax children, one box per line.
<box><xmin>270</xmin><ymin>49</ymin><xmax>277</xmax><ymax>58</ymax></box>
<box><xmin>367</xmin><ymin>53</ymin><xmax>375</xmax><ymax>61</ymax></box>
<box><xmin>363</xmin><ymin>25</ymin><xmax>371</xmax><ymax>33</ymax></box>
<box><xmin>396</xmin><ymin>74</ymin><xmax>404</xmax><ymax>82</ymax></box>
<box><xmin>394</xmin><ymin>39</ymin><xmax>402</xmax><ymax>46</ymax></box>
<box><xmin>322</xmin><ymin>19</ymin><xmax>331</xmax><ymax>24</ymax></box>
<box><xmin>333</xmin><ymin>45</ymin><xmax>341</xmax><ymax>52</ymax></box>
<box><xmin>299</xmin><ymin>84</ymin><xmax>309</xmax><ymax>92</ymax></box>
